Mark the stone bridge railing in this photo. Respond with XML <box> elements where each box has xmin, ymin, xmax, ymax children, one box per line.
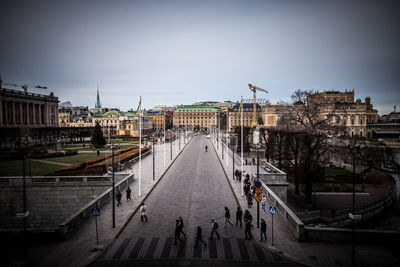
<box><xmin>58</xmin><ymin>173</ymin><xmax>134</xmax><ymax>239</ymax></box>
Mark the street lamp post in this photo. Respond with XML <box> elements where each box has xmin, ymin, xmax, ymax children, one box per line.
<box><xmin>348</xmin><ymin>144</ymin><xmax>360</xmax><ymax>264</ymax></box>
<box><xmin>152</xmin><ymin>140</ymin><xmax>155</xmax><ymax>181</ymax></box>
<box><xmin>111</xmin><ymin>146</ymin><xmax>115</xmax><ymax>228</ymax></box>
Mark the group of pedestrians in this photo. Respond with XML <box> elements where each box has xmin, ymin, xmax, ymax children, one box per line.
<box><xmin>116</xmin><ymin>186</ymin><xmax>132</xmax><ymax>206</ymax></box>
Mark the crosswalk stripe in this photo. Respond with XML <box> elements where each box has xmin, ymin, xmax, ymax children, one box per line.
<box><xmin>208</xmin><ymin>238</ymin><xmax>218</xmax><ymax>258</ymax></box>
<box><xmin>100</xmin><ymin>236</ymin><xmax>278</xmax><ymax>262</ymax></box>
<box><xmin>236</xmin><ymin>239</ymin><xmax>250</xmax><ymax>260</ymax></box>
<box><xmin>223</xmin><ymin>238</ymin><xmax>234</xmax><ymax>259</ymax></box>
<box><xmin>112</xmin><ymin>238</ymin><xmax>130</xmax><ymax>259</ymax></box>
<box><xmin>128</xmin><ymin>237</ymin><xmax>145</xmax><ymax>258</ymax></box>
<box><xmin>160</xmin><ymin>237</ymin><xmax>173</xmax><ymax>258</ymax></box>
<box><xmin>252</xmin><ymin>242</ymin><xmax>266</xmax><ymax>261</ymax></box>
<box><xmin>144</xmin><ymin>237</ymin><xmax>159</xmax><ymax>258</ymax></box>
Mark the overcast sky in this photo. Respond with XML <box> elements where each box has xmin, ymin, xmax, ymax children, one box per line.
<box><xmin>1</xmin><ymin>0</ymin><xmax>399</xmax><ymax>114</ymax></box>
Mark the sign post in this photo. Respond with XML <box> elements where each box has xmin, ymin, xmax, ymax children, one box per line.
<box><xmin>254</xmin><ymin>180</ymin><xmax>262</xmax><ymax>228</ymax></box>
<box><xmin>269</xmin><ymin>205</ymin><xmax>277</xmax><ymax>246</ymax></box>
<box><xmin>92</xmin><ymin>207</ymin><xmax>100</xmax><ymax>246</ymax></box>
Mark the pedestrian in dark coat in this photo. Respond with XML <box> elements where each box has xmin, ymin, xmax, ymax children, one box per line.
<box><xmin>194</xmin><ymin>226</ymin><xmax>207</xmax><ymax>248</ymax></box>
<box><xmin>178</xmin><ymin>216</ymin><xmax>186</xmax><ymax>238</ymax></box>
<box><xmin>126</xmin><ymin>186</ymin><xmax>131</xmax><ymax>201</ymax></box>
<box><xmin>116</xmin><ymin>190</ymin><xmax>122</xmax><ymax>206</ymax></box>
<box><xmin>224</xmin><ymin>207</ymin><xmax>233</xmax><ymax>228</ymax></box>
<box><xmin>173</xmin><ymin>219</ymin><xmax>185</xmax><ymax>245</ymax></box>
<box><xmin>235</xmin><ymin>169</ymin><xmax>240</xmax><ymax>181</ymax></box>
<box><xmin>244</xmin><ymin>210</ymin><xmax>252</xmax><ymax>222</ymax></box>
<box><xmin>209</xmin><ymin>218</ymin><xmax>220</xmax><ymax>240</ymax></box>
<box><xmin>247</xmin><ymin>193</ymin><xmax>253</xmax><ymax>208</ymax></box>
<box><xmin>245</xmin><ymin>219</ymin><xmax>253</xmax><ymax>240</ymax></box>
<box><xmin>235</xmin><ymin>207</ymin><xmax>243</xmax><ymax>228</ymax></box>
<box><xmin>260</xmin><ymin>219</ymin><xmax>267</xmax><ymax>242</ymax></box>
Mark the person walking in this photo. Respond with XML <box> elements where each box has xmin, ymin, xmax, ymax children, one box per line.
<box><xmin>205</xmin><ymin>145</ymin><xmax>208</xmax><ymax>152</ymax></box>
<box><xmin>139</xmin><ymin>202</ymin><xmax>148</xmax><ymax>222</ymax></box>
<box><xmin>126</xmin><ymin>186</ymin><xmax>131</xmax><ymax>201</ymax></box>
<box><xmin>260</xmin><ymin>218</ymin><xmax>267</xmax><ymax>242</ymax></box>
<box><xmin>235</xmin><ymin>169</ymin><xmax>240</xmax><ymax>181</ymax></box>
<box><xmin>209</xmin><ymin>218</ymin><xmax>220</xmax><ymax>240</ymax></box>
<box><xmin>173</xmin><ymin>219</ymin><xmax>185</xmax><ymax>245</ymax></box>
<box><xmin>244</xmin><ymin>210</ymin><xmax>252</xmax><ymax>222</ymax></box>
<box><xmin>245</xmin><ymin>219</ymin><xmax>253</xmax><ymax>240</ymax></box>
<box><xmin>235</xmin><ymin>207</ymin><xmax>243</xmax><ymax>228</ymax></box>
<box><xmin>247</xmin><ymin>193</ymin><xmax>253</xmax><ymax>208</ymax></box>
<box><xmin>116</xmin><ymin>189</ymin><xmax>122</xmax><ymax>206</ymax></box>
<box><xmin>194</xmin><ymin>226</ymin><xmax>207</xmax><ymax>248</ymax></box>
<box><xmin>261</xmin><ymin>194</ymin><xmax>266</xmax><ymax>214</ymax></box>
<box><xmin>178</xmin><ymin>216</ymin><xmax>186</xmax><ymax>238</ymax></box>
<box><xmin>224</xmin><ymin>207</ymin><xmax>233</xmax><ymax>228</ymax></box>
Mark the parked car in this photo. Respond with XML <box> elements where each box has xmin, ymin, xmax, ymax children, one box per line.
<box><xmin>206</xmin><ymin>135</ymin><xmax>210</xmax><ymax>139</ymax></box>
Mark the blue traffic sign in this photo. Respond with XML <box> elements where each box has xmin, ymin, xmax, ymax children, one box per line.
<box><xmin>254</xmin><ymin>181</ymin><xmax>262</xmax><ymax>188</ymax></box>
<box><xmin>269</xmin><ymin>205</ymin><xmax>277</xmax><ymax>215</ymax></box>
<box><xmin>92</xmin><ymin>207</ymin><xmax>100</xmax><ymax>216</ymax></box>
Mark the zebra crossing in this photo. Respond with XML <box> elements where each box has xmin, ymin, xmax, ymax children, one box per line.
<box><xmin>97</xmin><ymin>236</ymin><xmax>284</xmax><ymax>262</ymax></box>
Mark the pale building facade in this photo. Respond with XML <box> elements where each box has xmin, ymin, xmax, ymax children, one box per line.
<box><xmin>1</xmin><ymin>88</ymin><xmax>59</xmax><ymax>128</ymax></box>
<box><xmin>173</xmin><ymin>105</ymin><xmax>224</xmax><ymax>130</ymax></box>
<box><xmin>260</xmin><ymin>90</ymin><xmax>379</xmax><ymax>138</ymax></box>
<box><xmin>228</xmin><ymin>103</ymin><xmax>262</xmax><ymax>131</ymax></box>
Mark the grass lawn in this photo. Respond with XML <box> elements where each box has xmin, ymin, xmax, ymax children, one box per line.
<box><xmin>0</xmin><ymin>160</ymin><xmax>62</xmax><ymax>176</ymax></box>
<box><xmin>325</xmin><ymin>168</ymin><xmax>352</xmax><ymax>176</ymax></box>
<box><xmin>45</xmin><ymin>153</ymin><xmax>101</xmax><ymax>164</ymax></box>
<box><xmin>300</xmin><ymin>182</ymin><xmax>353</xmax><ymax>192</ymax></box>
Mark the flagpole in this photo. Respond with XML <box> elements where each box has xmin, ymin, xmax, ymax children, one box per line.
<box><xmin>139</xmin><ymin>96</ymin><xmax>142</xmax><ymax>197</ymax></box>
<box><xmin>163</xmin><ymin>109</ymin><xmax>166</xmax><ymax>168</ymax></box>
<box><xmin>241</xmin><ymin>96</ymin><xmax>244</xmax><ymax>197</ymax></box>
<box><xmin>226</xmin><ymin>110</ymin><xmax>228</xmax><ymax>167</ymax></box>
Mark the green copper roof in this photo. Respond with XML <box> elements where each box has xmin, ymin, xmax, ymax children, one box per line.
<box><xmin>175</xmin><ymin>104</ymin><xmax>224</xmax><ymax>113</ymax></box>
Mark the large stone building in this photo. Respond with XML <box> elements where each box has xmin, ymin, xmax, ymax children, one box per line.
<box><xmin>92</xmin><ymin>110</ymin><xmax>152</xmax><ymax>138</ymax></box>
<box><xmin>1</xmin><ymin>87</ymin><xmax>59</xmax><ymax>128</ymax></box>
<box><xmin>228</xmin><ymin>103</ymin><xmax>262</xmax><ymax>131</ymax></box>
<box><xmin>310</xmin><ymin>90</ymin><xmax>378</xmax><ymax>138</ymax></box>
<box><xmin>261</xmin><ymin>90</ymin><xmax>379</xmax><ymax>138</ymax></box>
<box><xmin>146</xmin><ymin>109</ymin><xmax>173</xmax><ymax>131</ymax></box>
<box><xmin>173</xmin><ymin>104</ymin><xmax>224</xmax><ymax>131</ymax></box>
<box><xmin>215</xmin><ymin>101</ymin><xmax>234</xmax><ymax>112</ymax></box>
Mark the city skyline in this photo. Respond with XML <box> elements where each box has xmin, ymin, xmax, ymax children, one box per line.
<box><xmin>1</xmin><ymin>0</ymin><xmax>399</xmax><ymax>114</ymax></box>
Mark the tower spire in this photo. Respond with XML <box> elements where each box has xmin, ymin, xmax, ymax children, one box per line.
<box><xmin>95</xmin><ymin>84</ymin><xmax>102</xmax><ymax>108</ymax></box>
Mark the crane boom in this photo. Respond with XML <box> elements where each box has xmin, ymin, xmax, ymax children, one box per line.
<box><xmin>248</xmin><ymin>83</ymin><xmax>268</xmax><ymax>127</ymax></box>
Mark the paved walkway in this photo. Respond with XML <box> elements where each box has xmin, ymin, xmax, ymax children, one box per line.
<box><xmin>211</xmin><ymin>136</ymin><xmax>400</xmax><ymax>267</ymax></box>
<box><xmin>91</xmin><ymin>135</ymin><xmax>298</xmax><ymax>266</ymax></box>
<box><xmin>8</xmin><ymin>135</ymin><xmax>192</xmax><ymax>267</ymax></box>
<box><xmin>30</xmin><ymin>158</ymin><xmax>73</xmax><ymax>166</ymax></box>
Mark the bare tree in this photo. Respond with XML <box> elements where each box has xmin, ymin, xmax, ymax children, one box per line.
<box><xmin>287</xmin><ymin>89</ymin><xmax>345</xmax><ymax>203</ymax></box>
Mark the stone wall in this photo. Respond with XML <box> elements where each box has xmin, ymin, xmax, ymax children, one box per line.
<box><xmin>0</xmin><ymin>176</ymin><xmax>124</xmax><ymax>232</ymax></box>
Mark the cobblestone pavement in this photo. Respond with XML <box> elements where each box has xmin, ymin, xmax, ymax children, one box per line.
<box><xmin>91</xmin><ymin>135</ymin><xmax>300</xmax><ymax>266</ymax></box>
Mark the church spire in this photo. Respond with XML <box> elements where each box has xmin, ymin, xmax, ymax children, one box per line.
<box><xmin>95</xmin><ymin>85</ymin><xmax>102</xmax><ymax>108</ymax></box>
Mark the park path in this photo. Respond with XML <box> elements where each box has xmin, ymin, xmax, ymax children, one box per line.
<box><xmin>30</xmin><ymin>158</ymin><xmax>72</xmax><ymax>166</ymax></box>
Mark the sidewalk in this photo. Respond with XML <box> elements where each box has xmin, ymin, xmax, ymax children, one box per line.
<box><xmin>210</xmin><ymin>138</ymin><xmax>400</xmax><ymax>267</ymax></box>
<box><xmin>24</xmin><ymin>136</ymin><xmax>193</xmax><ymax>267</ymax></box>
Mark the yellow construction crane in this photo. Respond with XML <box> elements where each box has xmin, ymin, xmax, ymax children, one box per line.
<box><xmin>248</xmin><ymin>83</ymin><xmax>268</xmax><ymax>127</ymax></box>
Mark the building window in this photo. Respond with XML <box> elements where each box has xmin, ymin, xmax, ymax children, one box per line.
<box><xmin>351</xmin><ymin>119</ymin><xmax>354</xmax><ymax>125</ymax></box>
<box><xmin>360</xmin><ymin>119</ymin><xmax>363</xmax><ymax>125</ymax></box>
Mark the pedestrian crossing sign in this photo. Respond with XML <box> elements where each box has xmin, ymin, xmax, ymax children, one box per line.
<box><xmin>92</xmin><ymin>207</ymin><xmax>100</xmax><ymax>216</ymax></box>
<box><xmin>269</xmin><ymin>206</ymin><xmax>277</xmax><ymax>215</ymax></box>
